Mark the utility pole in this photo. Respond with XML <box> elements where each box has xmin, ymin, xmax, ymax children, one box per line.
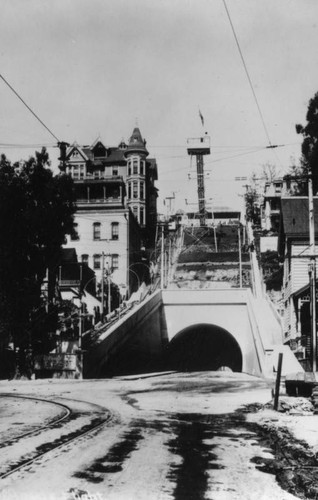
<box><xmin>101</xmin><ymin>252</ymin><xmax>105</xmax><ymax>319</ymax></box>
<box><xmin>238</xmin><ymin>226</ymin><xmax>243</xmax><ymax>288</ymax></box>
<box><xmin>308</xmin><ymin>174</ymin><xmax>317</xmax><ymax>372</ymax></box>
<box><xmin>108</xmin><ymin>273</ymin><xmax>111</xmax><ymax>315</ymax></box>
<box><xmin>161</xmin><ymin>224</ymin><xmax>165</xmax><ymax>289</ymax></box>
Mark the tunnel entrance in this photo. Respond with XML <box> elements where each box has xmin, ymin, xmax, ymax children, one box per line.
<box><xmin>165</xmin><ymin>324</ymin><xmax>242</xmax><ymax>372</ymax></box>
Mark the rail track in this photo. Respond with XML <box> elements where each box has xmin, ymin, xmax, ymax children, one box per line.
<box><xmin>0</xmin><ymin>393</ymin><xmax>114</xmax><ymax>481</ymax></box>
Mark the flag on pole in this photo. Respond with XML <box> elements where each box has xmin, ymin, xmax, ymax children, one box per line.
<box><xmin>199</xmin><ymin>108</ymin><xmax>204</xmax><ymax>127</ymax></box>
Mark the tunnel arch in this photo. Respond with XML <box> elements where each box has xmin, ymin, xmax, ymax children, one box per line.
<box><xmin>165</xmin><ymin>323</ymin><xmax>243</xmax><ymax>372</ymax></box>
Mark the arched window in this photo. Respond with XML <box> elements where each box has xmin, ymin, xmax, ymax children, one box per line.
<box><xmin>111</xmin><ymin>222</ymin><xmax>119</xmax><ymax>240</ymax></box>
<box><xmin>93</xmin><ymin>222</ymin><xmax>101</xmax><ymax>240</ymax></box>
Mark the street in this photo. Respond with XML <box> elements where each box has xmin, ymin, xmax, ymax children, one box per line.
<box><xmin>0</xmin><ymin>372</ymin><xmax>298</xmax><ymax>500</ymax></box>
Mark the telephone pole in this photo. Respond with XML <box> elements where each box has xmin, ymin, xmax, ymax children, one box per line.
<box><xmin>101</xmin><ymin>252</ymin><xmax>105</xmax><ymax>318</ymax></box>
<box><xmin>308</xmin><ymin>174</ymin><xmax>317</xmax><ymax>372</ymax></box>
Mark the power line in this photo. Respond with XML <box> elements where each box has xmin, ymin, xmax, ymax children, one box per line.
<box><xmin>0</xmin><ymin>73</ymin><xmax>60</xmax><ymax>143</ymax></box>
<box><xmin>0</xmin><ymin>143</ymin><xmax>57</xmax><ymax>148</ymax></box>
<box><xmin>222</xmin><ymin>0</ymin><xmax>273</xmax><ymax>147</ymax></box>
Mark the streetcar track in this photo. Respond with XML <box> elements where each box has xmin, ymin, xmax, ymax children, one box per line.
<box><xmin>0</xmin><ymin>393</ymin><xmax>72</xmax><ymax>446</ymax></box>
<box><xmin>0</xmin><ymin>394</ymin><xmax>115</xmax><ymax>481</ymax></box>
<box><xmin>0</xmin><ymin>418</ymin><xmax>111</xmax><ymax>480</ymax></box>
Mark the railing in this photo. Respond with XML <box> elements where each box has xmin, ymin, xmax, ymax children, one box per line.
<box><xmin>245</xmin><ymin>290</ymin><xmax>267</xmax><ymax>374</ymax></box>
<box><xmin>76</xmin><ymin>197</ymin><xmax>123</xmax><ymax>205</ymax></box>
<box><xmin>59</xmin><ymin>279</ymin><xmax>81</xmax><ymax>287</ymax></box>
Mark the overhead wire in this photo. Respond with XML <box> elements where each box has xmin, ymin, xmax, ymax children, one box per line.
<box><xmin>222</xmin><ymin>0</ymin><xmax>273</xmax><ymax>148</ymax></box>
<box><xmin>0</xmin><ymin>143</ymin><xmax>57</xmax><ymax>149</ymax></box>
<box><xmin>0</xmin><ymin>73</ymin><xmax>60</xmax><ymax>143</ymax></box>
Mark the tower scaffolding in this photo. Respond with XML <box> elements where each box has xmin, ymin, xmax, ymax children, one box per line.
<box><xmin>187</xmin><ymin>135</ymin><xmax>211</xmax><ymax>226</ymax></box>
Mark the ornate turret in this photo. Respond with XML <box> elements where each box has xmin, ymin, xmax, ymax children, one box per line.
<box><xmin>124</xmin><ymin>127</ymin><xmax>148</xmax><ymax>228</ymax></box>
<box><xmin>125</xmin><ymin>127</ymin><xmax>149</xmax><ymax>158</ymax></box>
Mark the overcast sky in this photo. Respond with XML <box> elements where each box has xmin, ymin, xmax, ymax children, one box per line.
<box><xmin>1</xmin><ymin>0</ymin><xmax>318</xmax><ymax>214</ymax></box>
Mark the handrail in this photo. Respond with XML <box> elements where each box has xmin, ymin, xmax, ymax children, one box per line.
<box><xmin>245</xmin><ymin>289</ymin><xmax>267</xmax><ymax>375</ymax></box>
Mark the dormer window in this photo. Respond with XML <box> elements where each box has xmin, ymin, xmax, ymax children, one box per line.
<box><xmin>92</xmin><ymin>141</ymin><xmax>106</xmax><ymax>159</ymax></box>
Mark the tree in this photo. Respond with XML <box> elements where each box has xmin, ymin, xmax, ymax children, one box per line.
<box><xmin>262</xmin><ymin>162</ymin><xmax>277</xmax><ymax>183</ymax></box>
<box><xmin>0</xmin><ymin>148</ymin><xmax>76</xmax><ymax>354</ymax></box>
<box><xmin>296</xmin><ymin>91</ymin><xmax>318</xmax><ymax>193</ymax></box>
<box><xmin>244</xmin><ymin>187</ymin><xmax>261</xmax><ymax>225</ymax></box>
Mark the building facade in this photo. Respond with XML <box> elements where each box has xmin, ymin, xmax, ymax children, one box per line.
<box><xmin>59</xmin><ymin>127</ymin><xmax>158</xmax><ymax>295</ymax></box>
<box><xmin>279</xmin><ymin>197</ymin><xmax>318</xmax><ymax>366</ymax></box>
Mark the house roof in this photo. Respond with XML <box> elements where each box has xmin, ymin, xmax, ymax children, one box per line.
<box><xmin>281</xmin><ymin>197</ymin><xmax>318</xmax><ymax>236</ymax></box>
<box><xmin>61</xmin><ymin>248</ymin><xmax>78</xmax><ymax>263</ymax></box>
<box><xmin>104</xmin><ymin>148</ymin><xmax>126</xmax><ymax>163</ymax></box>
<box><xmin>66</xmin><ymin>144</ymin><xmax>89</xmax><ymax>161</ymax></box>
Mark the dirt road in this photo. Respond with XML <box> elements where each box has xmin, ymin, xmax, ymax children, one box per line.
<box><xmin>0</xmin><ymin>372</ymin><xmax>300</xmax><ymax>500</ymax></box>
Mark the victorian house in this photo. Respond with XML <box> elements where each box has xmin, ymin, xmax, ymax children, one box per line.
<box><xmin>279</xmin><ymin>196</ymin><xmax>318</xmax><ymax>368</ymax></box>
<box><xmin>59</xmin><ymin>127</ymin><xmax>158</xmax><ymax>296</ymax></box>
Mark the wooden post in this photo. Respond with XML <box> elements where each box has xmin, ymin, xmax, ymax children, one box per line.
<box><xmin>274</xmin><ymin>353</ymin><xmax>283</xmax><ymax>411</ymax></box>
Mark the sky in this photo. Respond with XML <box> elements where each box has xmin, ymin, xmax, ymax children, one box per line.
<box><xmin>1</xmin><ymin>0</ymin><xmax>318</xmax><ymax>215</ymax></box>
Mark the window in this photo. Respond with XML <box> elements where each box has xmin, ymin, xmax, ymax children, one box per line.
<box><xmin>133</xmin><ymin>159</ymin><xmax>138</xmax><ymax>175</ymax></box>
<box><xmin>133</xmin><ymin>206</ymin><xmax>138</xmax><ymax>219</ymax></box>
<box><xmin>93</xmin><ymin>222</ymin><xmax>101</xmax><ymax>240</ymax></box>
<box><xmin>128</xmin><ymin>161</ymin><xmax>132</xmax><ymax>176</ymax></box>
<box><xmin>112</xmin><ymin>167</ymin><xmax>118</xmax><ymax>176</ymax></box>
<box><xmin>71</xmin><ymin>223</ymin><xmax>79</xmax><ymax>240</ymax></box>
<box><xmin>140</xmin><ymin>161</ymin><xmax>144</xmax><ymax>175</ymax></box>
<box><xmin>82</xmin><ymin>254</ymin><xmax>89</xmax><ymax>266</ymax></box>
<box><xmin>128</xmin><ymin>182</ymin><xmax>131</xmax><ymax>199</ymax></box>
<box><xmin>111</xmin><ymin>222</ymin><xmax>119</xmax><ymax>240</ymax></box>
<box><xmin>72</xmin><ymin>165</ymin><xmax>79</xmax><ymax>179</ymax></box>
<box><xmin>93</xmin><ymin>254</ymin><xmax>101</xmax><ymax>269</ymax></box>
<box><xmin>112</xmin><ymin>254</ymin><xmax>119</xmax><ymax>270</ymax></box>
<box><xmin>140</xmin><ymin>181</ymin><xmax>144</xmax><ymax>200</ymax></box>
<box><xmin>140</xmin><ymin>206</ymin><xmax>145</xmax><ymax>225</ymax></box>
<box><xmin>133</xmin><ymin>181</ymin><xmax>138</xmax><ymax>199</ymax></box>
<box><xmin>94</xmin><ymin>170</ymin><xmax>100</xmax><ymax>179</ymax></box>
<box><xmin>79</xmin><ymin>164</ymin><xmax>85</xmax><ymax>179</ymax></box>
<box><xmin>274</xmin><ymin>183</ymin><xmax>282</xmax><ymax>193</ymax></box>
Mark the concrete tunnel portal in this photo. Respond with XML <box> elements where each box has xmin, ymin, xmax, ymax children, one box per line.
<box><xmin>165</xmin><ymin>323</ymin><xmax>243</xmax><ymax>373</ymax></box>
